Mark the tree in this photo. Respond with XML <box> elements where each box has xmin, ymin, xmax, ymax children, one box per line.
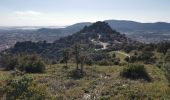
<box><xmin>157</xmin><ymin>42</ymin><xmax>170</xmax><ymax>55</ymax></box>
<box><xmin>63</xmin><ymin>49</ymin><xmax>70</xmax><ymax>68</ymax></box>
<box><xmin>80</xmin><ymin>54</ymin><xmax>86</xmax><ymax>73</ymax></box>
<box><xmin>74</xmin><ymin>43</ymin><xmax>80</xmax><ymax>71</ymax></box>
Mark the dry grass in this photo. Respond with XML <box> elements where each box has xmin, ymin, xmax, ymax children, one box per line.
<box><xmin>0</xmin><ymin>63</ymin><xmax>170</xmax><ymax>99</ymax></box>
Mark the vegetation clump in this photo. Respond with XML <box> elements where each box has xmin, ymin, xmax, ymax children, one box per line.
<box><xmin>0</xmin><ymin>54</ymin><xmax>46</xmax><ymax>73</ymax></box>
<box><xmin>17</xmin><ymin>54</ymin><xmax>46</xmax><ymax>73</ymax></box>
<box><xmin>161</xmin><ymin>49</ymin><xmax>170</xmax><ymax>81</ymax></box>
<box><xmin>0</xmin><ymin>54</ymin><xmax>18</xmax><ymax>70</ymax></box>
<box><xmin>5</xmin><ymin>76</ymin><xmax>49</xmax><ymax>100</ymax></box>
<box><xmin>163</xmin><ymin>64</ymin><xmax>170</xmax><ymax>81</ymax></box>
<box><xmin>121</xmin><ymin>64</ymin><xmax>151</xmax><ymax>81</ymax></box>
<box><xmin>98</xmin><ymin>59</ymin><xmax>113</xmax><ymax>66</ymax></box>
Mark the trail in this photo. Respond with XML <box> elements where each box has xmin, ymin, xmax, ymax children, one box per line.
<box><xmin>90</xmin><ymin>35</ymin><xmax>131</xmax><ymax>57</ymax></box>
<box><xmin>98</xmin><ymin>35</ymin><xmax>109</xmax><ymax>50</ymax></box>
<box><xmin>115</xmin><ymin>51</ymin><xmax>130</xmax><ymax>57</ymax></box>
<box><xmin>90</xmin><ymin>34</ymin><xmax>109</xmax><ymax>50</ymax></box>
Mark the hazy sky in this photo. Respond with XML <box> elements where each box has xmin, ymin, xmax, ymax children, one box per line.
<box><xmin>0</xmin><ymin>0</ymin><xmax>170</xmax><ymax>26</ymax></box>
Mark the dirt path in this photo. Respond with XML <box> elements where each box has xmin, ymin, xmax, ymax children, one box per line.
<box><xmin>90</xmin><ymin>34</ymin><xmax>109</xmax><ymax>50</ymax></box>
<box><xmin>116</xmin><ymin>51</ymin><xmax>130</xmax><ymax>57</ymax></box>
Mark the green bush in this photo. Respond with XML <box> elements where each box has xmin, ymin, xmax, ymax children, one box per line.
<box><xmin>5</xmin><ymin>76</ymin><xmax>49</xmax><ymax>100</ymax></box>
<box><xmin>0</xmin><ymin>54</ymin><xmax>46</xmax><ymax>73</ymax></box>
<box><xmin>164</xmin><ymin>49</ymin><xmax>170</xmax><ymax>63</ymax></box>
<box><xmin>17</xmin><ymin>54</ymin><xmax>46</xmax><ymax>73</ymax></box>
<box><xmin>120</xmin><ymin>64</ymin><xmax>151</xmax><ymax>81</ymax></box>
<box><xmin>85</xmin><ymin>58</ymin><xmax>93</xmax><ymax>65</ymax></box>
<box><xmin>0</xmin><ymin>54</ymin><xmax>18</xmax><ymax>70</ymax></box>
<box><xmin>162</xmin><ymin>50</ymin><xmax>170</xmax><ymax>81</ymax></box>
<box><xmin>111</xmin><ymin>58</ymin><xmax>120</xmax><ymax>65</ymax></box>
<box><xmin>100</xmin><ymin>96</ymin><xmax>110</xmax><ymax>100</ymax></box>
<box><xmin>163</xmin><ymin>63</ymin><xmax>170</xmax><ymax>81</ymax></box>
<box><xmin>98</xmin><ymin>60</ymin><xmax>113</xmax><ymax>66</ymax></box>
<box><xmin>156</xmin><ymin>61</ymin><xmax>163</xmax><ymax>68</ymax></box>
<box><xmin>138</xmin><ymin>51</ymin><xmax>154</xmax><ymax>63</ymax></box>
<box><xmin>128</xmin><ymin>56</ymin><xmax>138</xmax><ymax>63</ymax></box>
<box><xmin>124</xmin><ymin>56</ymin><xmax>130</xmax><ymax>62</ymax></box>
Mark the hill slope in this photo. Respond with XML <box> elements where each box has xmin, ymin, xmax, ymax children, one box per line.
<box><xmin>6</xmin><ymin>21</ymin><xmax>136</xmax><ymax>61</ymax></box>
<box><xmin>1</xmin><ymin>20</ymin><xmax>170</xmax><ymax>52</ymax></box>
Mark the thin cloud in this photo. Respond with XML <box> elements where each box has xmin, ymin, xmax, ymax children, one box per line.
<box><xmin>14</xmin><ymin>10</ymin><xmax>42</xmax><ymax>17</ymax></box>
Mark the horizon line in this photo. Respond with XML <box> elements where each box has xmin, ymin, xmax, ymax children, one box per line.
<box><xmin>0</xmin><ymin>19</ymin><xmax>170</xmax><ymax>27</ymax></box>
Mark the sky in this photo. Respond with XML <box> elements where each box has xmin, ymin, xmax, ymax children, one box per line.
<box><xmin>0</xmin><ymin>0</ymin><xmax>170</xmax><ymax>26</ymax></box>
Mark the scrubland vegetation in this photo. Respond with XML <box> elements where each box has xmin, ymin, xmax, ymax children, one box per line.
<box><xmin>1</xmin><ymin>22</ymin><xmax>170</xmax><ymax>99</ymax></box>
<box><xmin>1</xmin><ymin>44</ymin><xmax>170</xmax><ymax>99</ymax></box>
<box><xmin>0</xmin><ymin>62</ymin><xmax>170</xmax><ymax>99</ymax></box>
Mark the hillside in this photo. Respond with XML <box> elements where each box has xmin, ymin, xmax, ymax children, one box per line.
<box><xmin>1</xmin><ymin>22</ymin><xmax>170</xmax><ymax>99</ymax></box>
<box><xmin>38</xmin><ymin>20</ymin><xmax>170</xmax><ymax>43</ymax></box>
<box><xmin>41</xmin><ymin>20</ymin><xmax>170</xmax><ymax>35</ymax></box>
<box><xmin>6</xmin><ymin>21</ymin><xmax>137</xmax><ymax>61</ymax></box>
<box><xmin>105</xmin><ymin>20</ymin><xmax>170</xmax><ymax>32</ymax></box>
<box><xmin>55</xmin><ymin>21</ymin><xmax>131</xmax><ymax>46</ymax></box>
<box><xmin>0</xmin><ymin>63</ymin><xmax>169</xmax><ymax>99</ymax></box>
<box><xmin>1</xmin><ymin>20</ymin><xmax>170</xmax><ymax>52</ymax></box>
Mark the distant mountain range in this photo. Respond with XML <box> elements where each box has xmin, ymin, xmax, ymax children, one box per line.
<box><xmin>106</xmin><ymin>20</ymin><xmax>170</xmax><ymax>32</ymax></box>
<box><xmin>2</xmin><ymin>19</ymin><xmax>170</xmax><ymax>33</ymax></box>
<box><xmin>33</xmin><ymin>20</ymin><xmax>170</xmax><ymax>43</ymax></box>
<box><xmin>7</xmin><ymin>21</ymin><xmax>138</xmax><ymax>61</ymax></box>
<box><xmin>59</xmin><ymin>20</ymin><xmax>170</xmax><ymax>34</ymax></box>
<box><xmin>58</xmin><ymin>20</ymin><xmax>170</xmax><ymax>43</ymax></box>
<box><xmin>0</xmin><ymin>19</ymin><xmax>170</xmax><ymax>52</ymax></box>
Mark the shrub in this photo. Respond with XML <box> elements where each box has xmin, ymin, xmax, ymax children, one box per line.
<box><xmin>120</xmin><ymin>64</ymin><xmax>151</xmax><ymax>81</ymax></box>
<box><xmin>156</xmin><ymin>61</ymin><xmax>163</xmax><ymax>68</ymax></box>
<box><xmin>124</xmin><ymin>56</ymin><xmax>130</xmax><ymax>62</ymax></box>
<box><xmin>164</xmin><ymin>49</ymin><xmax>170</xmax><ymax>63</ymax></box>
<box><xmin>85</xmin><ymin>58</ymin><xmax>93</xmax><ymax>65</ymax></box>
<box><xmin>91</xmin><ymin>52</ymin><xmax>108</xmax><ymax>62</ymax></box>
<box><xmin>112</xmin><ymin>53</ymin><xmax>116</xmax><ymax>58</ymax></box>
<box><xmin>125</xmin><ymin>56</ymin><xmax>140</xmax><ymax>63</ymax></box>
<box><xmin>69</xmin><ymin>70</ymin><xmax>85</xmax><ymax>79</ymax></box>
<box><xmin>128</xmin><ymin>56</ymin><xmax>138</xmax><ymax>63</ymax></box>
<box><xmin>5</xmin><ymin>76</ymin><xmax>49</xmax><ymax>100</ymax></box>
<box><xmin>138</xmin><ymin>51</ymin><xmax>154</xmax><ymax>61</ymax></box>
<box><xmin>100</xmin><ymin>96</ymin><xmax>110</xmax><ymax>100</ymax></box>
<box><xmin>127</xmin><ymin>90</ymin><xmax>147</xmax><ymax>100</ymax></box>
<box><xmin>0</xmin><ymin>54</ymin><xmax>18</xmax><ymax>70</ymax></box>
<box><xmin>163</xmin><ymin>63</ymin><xmax>170</xmax><ymax>81</ymax></box>
<box><xmin>112</xmin><ymin>58</ymin><xmax>120</xmax><ymax>65</ymax></box>
<box><xmin>123</xmin><ymin>45</ymin><xmax>136</xmax><ymax>53</ymax></box>
<box><xmin>17</xmin><ymin>54</ymin><xmax>46</xmax><ymax>73</ymax></box>
<box><xmin>24</xmin><ymin>60</ymin><xmax>45</xmax><ymax>73</ymax></box>
<box><xmin>98</xmin><ymin>60</ymin><xmax>113</xmax><ymax>66</ymax></box>
<box><xmin>0</xmin><ymin>54</ymin><xmax>46</xmax><ymax>73</ymax></box>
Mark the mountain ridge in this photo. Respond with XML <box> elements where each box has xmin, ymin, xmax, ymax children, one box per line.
<box><xmin>34</xmin><ymin>19</ymin><xmax>170</xmax><ymax>37</ymax></box>
<box><xmin>6</xmin><ymin>21</ymin><xmax>136</xmax><ymax>61</ymax></box>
